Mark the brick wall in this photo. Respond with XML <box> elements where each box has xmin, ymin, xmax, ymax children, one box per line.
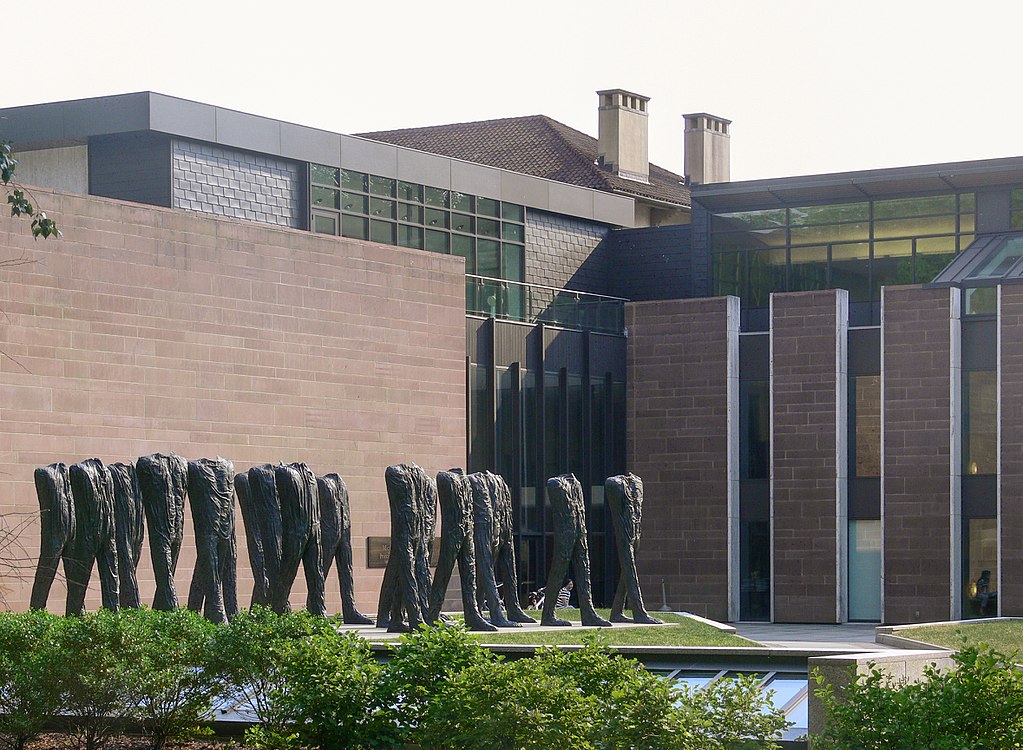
<box><xmin>882</xmin><ymin>286</ymin><xmax>957</xmax><ymax>623</ymax></box>
<box><xmin>1001</xmin><ymin>285</ymin><xmax>1023</xmax><ymax>615</ymax></box>
<box><xmin>526</xmin><ymin>210</ymin><xmax>610</xmax><ymax>293</ymax></box>
<box><xmin>0</xmin><ymin>188</ymin><xmax>466</xmax><ymax>614</ymax></box>
<box><xmin>626</xmin><ymin>297</ymin><xmax>737</xmax><ymax>620</ymax></box>
<box><xmin>172</xmin><ymin>140</ymin><xmax>304</xmax><ymax>229</ymax></box>
<box><xmin>771</xmin><ymin>290</ymin><xmax>847</xmax><ymax>623</ymax></box>
<box><xmin>607</xmin><ymin>224</ymin><xmax>692</xmax><ymax>301</ymax></box>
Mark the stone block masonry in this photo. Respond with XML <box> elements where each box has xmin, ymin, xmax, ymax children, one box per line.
<box><xmin>0</xmin><ymin>187</ymin><xmax>466</xmax><ymax>614</ymax></box>
<box><xmin>1001</xmin><ymin>286</ymin><xmax>1023</xmax><ymax>615</ymax></box>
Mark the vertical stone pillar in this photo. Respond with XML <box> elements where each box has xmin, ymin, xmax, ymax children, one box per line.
<box><xmin>771</xmin><ymin>289</ymin><xmax>848</xmax><ymax>623</ymax></box>
<box><xmin>1000</xmin><ymin>285</ymin><xmax>1023</xmax><ymax>615</ymax></box>
<box><xmin>626</xmin><ymin>296</ymin><xmax>738</xmax><ymax>621</ymax></box>
<box><xmin>883</xmin><ymin>286</ymin><xmax>959</xmax><ymax>624</ymax></box>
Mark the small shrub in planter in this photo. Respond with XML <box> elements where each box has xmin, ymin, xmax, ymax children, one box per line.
<box><xmin>0</xmin><ymin>610</ymin><xmax>64</xmax><ymax>750</ymax></box>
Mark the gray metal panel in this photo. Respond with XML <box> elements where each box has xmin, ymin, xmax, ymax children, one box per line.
<box><xmin>62</xmin><ymin>93</ymin><xmax>151</xmax><ymax>138</ymax></box>
<box><xmin>215</xmin><ymin>107</ymin><xmax>281</xmax><ymax>155</ymax></box>
<box><xmin>549</xmin><ymin>182</ymin><xmax>595</xmax><ymax>220</ymax></box>
<box><xmin>493</xmin><ymin>320</ymin><xmax>530</xmax><ymax>368</ymax></box>
<box><xmin>281</xmin><ymin>122</ymin><xmax>342</xmax><ymax>167</ymax></box>
<box><xmin>341</xmin><ymin>135</ymin><xmax>397</xmax><ymax>178</ymax></box>
<box><xmin>588</xmin><ymin>332</ymin><xmax>626</xmax><ymax>381</ymax></box>
<box><xmin>149</xmin><ymin>93</ymin><xmax>216</xmax><ymax>142</ymax></box>
<box><xmin>451</xmin><ymin>160</ymin><xmax>503</xmax><ymax>199</ymax></box>
<box><xmin>502</xmin><ymin>171</ymin><xmax>548</xmax><ymax>210</ymax></box>
<box><xmin>0</xmin><ymin>102</ymin><xmax>68</xmax><ymax>145</ymax></box>
<box><xmin>397</xmin><ymin>148</ymin><xmax>451</xmax><ymax>188</ymax></box>
<box><xmin>976</xmin><ymin>189</ymin><xmax>1012</xmax><ymax>234</ymax></box>
<box><xmin>592</xmin><ymin>190</ymin><xmax>634</xmax><ymax>227</ymax></box>
<box><xmin>543</xmin><ymin>327</ymin><xmax>585</xmax><ymax>374</ymax></box>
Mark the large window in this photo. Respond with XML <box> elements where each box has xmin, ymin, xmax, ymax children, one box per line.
<box><xmin>710</xmin><ymin>193</ymin><xmax>975</xmax><ymax>320</ymax></box>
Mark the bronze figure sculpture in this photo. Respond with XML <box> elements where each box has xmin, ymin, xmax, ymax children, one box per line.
<box><xmin>108</xmin><ymin>461</ymin><xmax>145</xmax><ymax>609</ymax></box>
<box><xmin>137</xmin><ymin>453</ymin><xmax>188</xmax><ymax>611</ymax></box>
<box><xmin>317</xmin><ymin>473</ymin><xmax>373</xmax><ymax>624</ymax></box>
<box><xmin>541</xmin><ymin>473</ymin><xmax>610</xmax><ymax>627</ymax></box>
<box><xmin>605</xmin><ymin>473</ymin><xmax>660</xmax><ymax>625</ymax></box>
<box><xmin>242</xmin><ymin>464</ymin><xmax>284</xmax><ymax>607</ymax></box>
<box><xmin>186</xmin><ymin>457</ymin><xmax>239</xmax><ymax>623</ymax></box>
<box><xmin>30</xmin><ymin>463</ymin><xmax>75</xmax><ymax>611</ymax></box>
<box><xmin>428</xmin><ymin>469</ymin><xmax>495</xmax><ymax>631</ymax></box>
<box><xmin>270</xmin><ymin>462</ymin><xmax>325</xmax><ymax>616</ymax></box>
<box><xmin>66</xmin><ymin>459</ymin><xmax>119</xmax><ymax>616</ymax></box>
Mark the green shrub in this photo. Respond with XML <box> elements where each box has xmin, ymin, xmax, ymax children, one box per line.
<box><xmin>117</xmin><ymin>608</ymin><xmax>224</xmax><ymax>750</ymax></box>
<box><xmin>0</xmin><ymin>610</ymin><xmax>64</xmax><ymax>750</ymax></box>
<box><xmin>376</xmin><ymin>622</ymin><xmax>496</xmax><ymax>742</ymax></box>
<box><xmin>813</xmin><ymin>644</ymin><xmax>1023</xmax><ymax>749</ymax></box>
<box><xmin>54</xmin><ymin>609</ymin><xmax>142</xmax><ymax>750</ymax></box>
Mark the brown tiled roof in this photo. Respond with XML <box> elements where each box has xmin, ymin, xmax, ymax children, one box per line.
<box><xmin>357</xmin><ymin>115</ymin><xmax>689</xmax><ymax>208</ymax></box>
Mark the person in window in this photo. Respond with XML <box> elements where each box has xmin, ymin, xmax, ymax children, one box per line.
<box><xmin>556</xmin><ymin>579</ymin><xmax>574</xmax><ymax>609</ymax></box>
<box><xmin>976</xmin><ymin>570</ymin><xmax>995</xmax><ymax>616</ymax></box>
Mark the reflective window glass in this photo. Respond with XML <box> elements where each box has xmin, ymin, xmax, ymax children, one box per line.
<box><xmin>311</xmin><ymin>164</ymin><xmax>340</xmax><ymax>187</ymax></box>
<box><xmin>311</xmin><ymin>186</ymin><xmax>339</xmax><ymax>210</ymax></box>
<box><xmin>425</xmin><ymin>208</ymin><xmax>449</xmax><ymax>229</ymax></box>
<box><xmin>398</xmin><ymin>181</ymin><xmax>423</xmax><ymax>203</ymax></box>
<box><xmin>712</xmin><ymin>252</ymin><xmax>744</xmax><ymax>297</ymax></box>
<box><xmin>747</xmin><ymin>248</ymin><xmax>786</xmax><ymax>307</ymax></box>
<box><xmin>425</xmin><ymin>186</ymin><xmax>449</xmax><ymax>208</ymax></box>
<box><xmin>452</xmin><ymin>234</ymin><xmax>475</xmax><ymax>273</ymax></box>
<box><xmin>789</xmin><ymin>202</ymin><xmax>868</xmax><ymax>226</ymax></box>
<box><xmin>502</xmin><ymin>203</ymin><xmax>525</xmax><ymax>222</ymax></box>
<box><xmin>830</xmin><ymin>243</ymin><xmax>870</xmax><ymax>302</ymax></box>
<box><xmin>425</xmin><ymin>229</ymin><xmax>449</xmax><ymax>254</ymax></box>
<box><xmin>850</xmin><ymin>375</ymin><xmax>881</xmax><ymax>477</ymax></box>
<box><xmin>713</xmin><ymin>228</ymin><xmax>787</xmax><ymax>251</ymax></box>
<box><xmin>398</xmin><ymin>224</ymin><xmax>423</xmax><ymax>249</ymax></box>
<box><xmin>341</xmin><ymin>169</ymin><xmax>367</xmax><ymax>192</ymax></box>
<box><xmin>871</xmin><ymin>240</ymin><xmax>913</xmax><ymax>298</ymax></box>
<box><xmin>312</xmin><ymin>213</ymin><xmax>337</xmax><ymax>235</ymax></box>
<box><xmin>451</xmin><ymin>191</ymin><xmax>474</xmax><ymax>212</ymax></box>
<box><xmin>969</xmin><ymin>236</ymin><xmax>1023</xmax><ymax>278</ymax></box>
<box><xmin>790</xmin><ymin>222</ymin><xmax>868</xmax><ymax>245</ymax></box>
<box><xmin>789</xmin><ymin>246</ymin><xmax>828</xmax><ymax>291</ymax></box>
<box><xmin>502</xmin><ymin>222</ymin><xmax>525</xmax><ymax>243</ymax></box>
<box><xmin>740</xmin><ymin>381</ymin><xmax>769</xmax><ymax>480</ymax></box>
<box><xmin>964</xmin><ymin>287</ymin><xmax>997</xmax><ymax>316</ymax></box>
<box><xmin>712</xmin><ymin>208</ymin><xmax>786</xmax><ymax>232</ymax></box>
<box><xmin>369</xmin><ymin>175</ymin><xmax>396</xmax><ymax>197</ymax></box>
<box><xmin>963</xmin><ymin>370</ymin><xmax>997</xmax><ymax>475</ymax></box>
<box><xmin>397</xmin><ymin>202</ymin><xmax>422</xmax><ymax>224</ymax></box>
<box><xmin>370</xmin><ymin>197</ymin><xmax>395</xmax><ymax>219</ymax></box>
<box><xmin>477</xmin><ymin>197</ymin><xmax>500</xmax><ymax>217</ymax></box>
<box><xmin>478</xmin><ymin>217</ymin><xmax>500</xmax><ymax>238</ymax></box>
<box><xmin>341</xmin><ymin>214</ymin><xmax>368</xmax><ymax>240</ymax></box>
<box><xmin>370</xmin><ymin>219</ymin><xmax>395</xmax><ymax>245</ymax></box>
<box><xmin>874</xmin><ymin>195</ymin><xmax>956</xmax><ymax>219</ymax></box>
<box><xmin>341</xmin><ymin>191</ymin><xmax>367</xmax><ymax>213</ymax></box>
<box><xmin>452</xmin><ymin>213</ymin><xmax>475</xmax><ymax>234</ymax></box>
<box><xmin>477</xmin><ymin>239</ymin><xmax>500</xmax><ymax>277</ymax></box>
<box><xmin>960</xmin><ymin>193</ymin><xmax>976</xmax><ymax>213</ymax></box>
<box><xmin>963</xmin><ymin>517</ymin><xmax>997</xmax><ymax>619</ymax></box>
<box><xmin>502</xmin><ymin>243</ymin><xmax>524</xmax><ymax>283</ymax></box>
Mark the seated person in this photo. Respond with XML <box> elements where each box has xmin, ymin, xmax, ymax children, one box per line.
<box><xmin>556</xmin><ymin>579</ymin><xmax>574</xmax><ymax>609</ymax></box>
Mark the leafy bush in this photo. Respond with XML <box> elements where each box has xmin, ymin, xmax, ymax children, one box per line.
<box><xmin>813</xmin><ymin>644</ymin><xmax>1023</xmax><ymax>749</ymax></box>
<box><xmin>0</xmin><ymin>610</ymin><xmax>64</xmax><ymax>750</ymax></box>
<box><xmin>117</xmin><ymin>608</ymin><xmax>224</xmax><ymax>750</ymax></box>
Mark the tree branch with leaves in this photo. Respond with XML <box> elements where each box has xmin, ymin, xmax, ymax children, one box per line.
<box><xmin>1</xmin><ymin>141</ymin><xmax>60</xmax><ymax>239</ymax></box>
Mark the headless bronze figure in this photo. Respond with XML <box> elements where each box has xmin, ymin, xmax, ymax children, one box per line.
<box><xmin>30</xmin><ymin>463</ymin><xmax>75</xmax><ymax>611</ymax></box>
<box><xmin>318</xmin><ymin>473</ymin><xmax>373</xmax><ymax>624</ymax></box>
<box><xmin>605</xmin><ymin>473</ymin><xmax>660</xmax><ymax>625</ymax></box>
<box><xmin>541</xmin><ymin>473</ymin><xmax>610</xmax><ymax>628</ymax></box>
<box><xmin>66</xmin><ymin>459</ymin><xmax>119</xmax><ymax>616</ymax></box>
<box><xmin>186</xmin><ymin>457</ymin><xmax>239</xmax><ymax>623</ymax></box>
<box><xmin>270</xmin><ymin>462</ymin><xmax>325</xmax><ymax>616</ymax></box>
<box><xmin>108</xmin><ymin>461</ymin><xmax>145</xmax><ymax>609</ymax></box>
<box><xmin>137</xmin><ymin>453</ymin><xmax>188</xmax><ymax>611</ymax></box>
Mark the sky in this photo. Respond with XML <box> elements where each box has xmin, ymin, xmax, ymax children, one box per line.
<box><xmin>6</xmin><ymin>1</ymin><xmax>1023</xmax><ymax>182</ymax></box>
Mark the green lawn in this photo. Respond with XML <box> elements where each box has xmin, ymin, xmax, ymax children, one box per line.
<box><xmin>896</xmin><ymin>619</ymin><xmax>1023</xmax><ymax>655</ymax></box>
<box><xmin>468</xmin><ymin>609</ymin><xmax>757</xmax><ymax>648</ymax></box>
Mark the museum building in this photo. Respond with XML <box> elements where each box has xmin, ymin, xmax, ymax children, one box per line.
<box><xmin>1</xmin><ymin>90</ymin><xmax>1021</xmax><ymax>625</ymax></box>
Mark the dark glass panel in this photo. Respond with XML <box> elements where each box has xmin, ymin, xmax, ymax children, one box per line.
<box><xmin>830</xmin><ymin>243</ymin><xmax>870</xmax><ymax>302</ymax></box>
<box><xmin>521</xmin><ymin>370</ymin><xmax>539</xmax><ymax>530</ymax></box>
<box><xmin>963</xmin><ymin>370</ymin><xmax>997</xmax><ymax>476</ymax></box>
<box><xmin>398</xmin><ymin>181</ymin><xmax>423</xmax><ymax>203</ymax></box>
<box><xmin>469</xmin><ymin>364</ymin><xmax>492</xmax><ymax>473</ymax></box>
<box><xmin>567</xmin><ymin>374</ymin><xmax>584</xmax><ymax>478</ymax></box>
<box><xmin>397</xmin><ymin>224</ymin><xmax>423</xmax><ymax>249</ymax></box>
<box><xmin>502</xmin><ymin>222</ymin><xmax>525</xmax><ymax>243</ymax></box>
<box><xmin>369</xmin><ymin>197</ymin><xmax>395</xmax><ymax>219</ymax></box>
<box><xmin>960</xmin><ymin>193</ymin><xmax>976</xmax><ymax>213</ymax></box>
<box><xmin>424</xmin><ymin>186</ymin><xmax>449</xmax><ymax>208</ymax></box>
<box><xmin>341</xmin><ymin>169</ymin><xmax>367</xmax><ymax>192</ymax></box>
<box><xmin>425</xmin><ymin>208</ymin><xmax>449</xmax><ymax>229</ymax></box>
<box><xmin>311</xmin><ymin>186</ymin><xmax>340</xmax><ymax>210</ymax></box>
<box><xmin>873</xmin><ymin>194</ymin><xmax>956</xmax><ymax>219</ymax></box>
<box><xmin>496</xmin><ymin>368</ymin><xmax>517</xmax><ymax>483</ymax></box>
<box><xmin>790</xmin><ymin>222</ymin><xmax>868</xmax><ymax>245</ymax></box>
<box><xmin>478</xmin><ymin>217</ymin><xmax>500</xmax><ymax>238</ymax></box>
<box><xmin>340</xmin><ymin>214</ymin><xmax>368</xmax><ymax>240</ymax></box>
<box><xmin>711</xmin><ymin>208</ymin><xmax>787</xmax><ymax>232</ymax></box>
<box><xmin>397</xmin><ymin>202</ymin><xmax>422</xmax><ymax>224</ymax></box>
<box><xmin>712</xmin><ymin>228</ymin><xmax>787</xmax><ymax>251</ymax></box>
<box><xmin>747</xmin><ymin>248</ymin><xmax>787</xmax><ymax>307</ymax></box>
<box><xmin>871</xmin><ymin>240</ymin><xmax>913</xmax><ymax>298</ymax></box>
<box><xmin>874</xmin><ymin>215</ymin><xmax>956</xmax><ymax>238</ymax></box>
<box><xmin>789</xmin><ymin>246</ymin><xmax>828</xmax><ymax>291</ymax></box>
<box><xmin>502</xmin><ymin>243</ymin><xmax>524</xmax><ymax>282</ymax></box>
<box><xmin>915</xmin><ymin>235</ymin><xmax>956</xmax><ymax>283</ymax></box>
<box><xmin>544</xmin><ymin>372</ymin><xmax>561</xmax><ymax>480</ymax></box>
<box><xmin>850</xmin><ymin>375</ymin><xmax>881</xmax><ymax>477</ymax></box>
<box><xmin>789</xmin><ymin>202</ymin><xmax>868</xmax><ymax>225</ymax></box>
<box><xmin>964</xmin><ymin>287</ymin><xmax>997</xmax><ymax>316</ymax></box>
<box><xmin>712</xmin><ymin>252</ymin><xmax>744</xmax><ymax>297</ymax></box>
<box><xmin>312</xmin><ymin>213</ymin><xmax>338</xmax><ymax>235</ymax></box>
<box><xmin>740</xmin><ymin>380</ymin><xmax>769</xmax><ymax>480</ymax></box>
<box><xmin>370</xmin><ymin>219</ymin><xmax>396</xmax><ymax>245</ymax></box>
<box><xmin>452</xmin><ymin>234</ymin><xmax>475</xmax><ymax>273</ymax></box>
<box><xmin>962</xmin><ymin>518</ymin><xmax>997</xmax><ymax>619</ymax></box>
<box><xmin>451</xmin><ymin>191</ymin><xmax>474</xmax><ymax>212</ymax></box>
<box><xmin>611</xmin><ymin>381</ymin><xmax>626</xmax><ymax>473</ymax></box>
<box><xmin>425</xmin><ymin>229</ymin><xmax>449</xmax><ymax>254</ymax></box>
<box><xmin>369</xmin><ymin>175</ymin><xmax>396</xmax><ymax>197</ymax></box>
<box><xmin>590</xmin><ymin>379</ymin><xmax>606</xmax><ymax>499</ymax></box>
<box><xmin>310</xmin><ymin>164</ymin><xmax>340</xmax><ymax>187</ymax></box>
<box><xmin>739</xmin><ymin>516</ymin><xmax>770</xmax><ymax>621</ymax></box>
<box><xmin>502</xmin><ymin>203</ymin><xmax>525</xmax><ymax>223</ymax></box>
<box><xmin>477</xmin><ymin>239</ymin><xmax>500</xmax><ymax>277</ymax></box>
<box><xmin>848</xmin><ymin>519</ymin><xmax>881</xmax><ymax>621</ymax></box>
<box><xmin>451</xmin><ymin>213</ymin><xmax>475</xmax><ymax>234</ymax></box>
<box><xmin>341</xmin><ymin>191</ymin><xmax>367</xmax><ymax>213</ymax></box>
<box><xmin>477</xmin><ymin>197</ymin><xmax>500</xmax><ymax>217</ymax></box>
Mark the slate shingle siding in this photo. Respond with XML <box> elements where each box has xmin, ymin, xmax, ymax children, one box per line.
<box><xmin>172</xmin><ymin>140</ymin><xmax>304</xmax><ymax>229</ymax></box>
<box><xmin>526</xmin><ymin>210</ymin><xmax>610</xmax><ymax>294</ymax></box>
<box><xmin>607</xmin><ymin>224</ymin><xmax>692</xmax><ymax>301</ymax></box>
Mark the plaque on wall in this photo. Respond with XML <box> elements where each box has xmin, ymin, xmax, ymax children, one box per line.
<box><xmin>366</xmin><ymin>537</ymin><xmax>441</xmax><ymax>569</ymax></box>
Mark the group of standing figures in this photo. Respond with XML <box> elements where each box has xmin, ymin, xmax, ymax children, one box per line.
<box><xmin>32</xmin><ymin>453</ymin><xmax>658</xmax><ymax>631</ymax></box>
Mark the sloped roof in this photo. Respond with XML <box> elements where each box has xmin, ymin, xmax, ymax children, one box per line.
<box><xmin>358</xmin><ymin>115</ymin><xmax>690</xmax><ymax>208</ymax></box>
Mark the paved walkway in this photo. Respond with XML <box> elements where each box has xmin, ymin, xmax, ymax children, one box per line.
<box><xmin>732</xmin><ymin>621</ymin><xmax>884</xmax><ymax>651</ymax></box>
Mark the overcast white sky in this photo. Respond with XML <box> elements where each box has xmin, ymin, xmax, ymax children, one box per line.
<box><xmin>6</xmin><ymin>1</ymin><xmax>1021</xmax><ymax>182</ymax></box>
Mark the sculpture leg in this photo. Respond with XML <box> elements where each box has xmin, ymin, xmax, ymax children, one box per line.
<box><xmin>397</xmin><ymin>531</ymin><xmax>423</xmax><ymax>632</ymax></box>
<box><xmin>198</xmin><ymin>534</ymin><xmax>226</xmax><ymax>623</ymax></box>
<box><xmin>187</xmin><ymin>536</ymin><xmax>212</xmax><ymax>615</ymax></box>
<box><xmin>615</xmin><ymin>538</ymin><xmax>660</xmax><ymax>625</ymax></box>
<box><xmin>30</xmin><ymin>526</ymin><xmax>66</xmax><ymax>610</ymax></box>
<box><xmin>473</xmin><ymin>526</ymin><xmax>517</xmax><ymax>627</ymax></box>
<box><xmin>457</xmin><ymin>537</ymin><xmax>496</xmax><ymax>632</ymax></box>
<box><xmin>117</xmin><ymin>545</ymin><xmax>142</xmax><ymax>610</ymax></box>
<box><xmin>335</xmin><ymin>543</ymin><xmax>372</xmax><ymax>624</ymax></box>
<box><xmin>572</xmin><ymin>536</ymin><xmax>610</xmax><ymax>627</ymax></box>
<box><xmin>375</xmin><ymin>555</ymin><xmax>398</xmax><ymax>629</ymax></box>
<box><xmin>427</xmin><ymin>531</ymin><xmax>461</xmax><ymax>624</ymax></box>
<box><xmin>540</xmin><ymin>551</ymin><xmax>572</xmax><ymax>627</ymax></box>
<box><xmin>271</xmin><ymin>532</ymin><xmax>304</xmax><ymax>615</ymax></box>
<box><xmin>610</xmin><ymin>570</ymin><xmax>631</xmax><ymax>623</ymax></box>
<box><xmin>496</xmin><ymin>542</ymin><xmax>536</xmax><ymax>623</ymax></box>
<box><xmin>301</xmin><ymin>536</ymin><xmax>326</xmax><ymax>617</ymax></box>
<box><xmin>64</xmin><ymin>538</ymin><xmax>96</xmax><ymax>617</ymax></box>
<box><xmin>148</xmin><ymin>523</ymin><xmax>180</xmax><ymax>611</ymax></box>
<box><xmin>222</xmin><ymin>536</ymin><xmax>239</xmax><ymax>620</ymax></box>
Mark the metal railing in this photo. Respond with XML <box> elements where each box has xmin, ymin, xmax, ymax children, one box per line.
<box><xmin>465</xmin><ymin>274</ymin><xmax>627</xmax><ymax>335</ymax></box>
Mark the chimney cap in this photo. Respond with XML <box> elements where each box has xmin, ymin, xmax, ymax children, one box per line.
<box><xmin>683</xmin><ymin>112</ymin><xmax>733</xmax><ymax>126</ymax></box>
<box><xmin>596</xmin><ymin>88</ymin><xmax>651</xmax><ymax>102</ymax></box>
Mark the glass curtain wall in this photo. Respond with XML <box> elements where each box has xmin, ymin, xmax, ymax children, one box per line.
<box><xmin>711</xmin><ymin>193</ymin><xmax>975</xmax><ymax>326</ymax></box>
<box><xmin>739</xmin><ymin>335</ymin><xmax>770</xmax><ymax>621</ymax></box>
<box><xmin>848</xmin><ymin>374</ymin><xmax>881</xmax><ymax>621</ymax></box>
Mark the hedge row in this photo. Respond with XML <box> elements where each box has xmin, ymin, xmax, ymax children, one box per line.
<box><xmin>0</xmin><ymin>607</ymin><xmax>789</xmax><ymax>750</ymax></box>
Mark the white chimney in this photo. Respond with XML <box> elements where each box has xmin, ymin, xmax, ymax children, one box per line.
<box><xmin>596</xmin><ymin>89</ymin><xmax>650</xmax><ymax>183</ymax></box>
<box><xmin>683</xmin><ymin>112</ymin><xmax>731</xmax><ymax>185</ymax></box>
